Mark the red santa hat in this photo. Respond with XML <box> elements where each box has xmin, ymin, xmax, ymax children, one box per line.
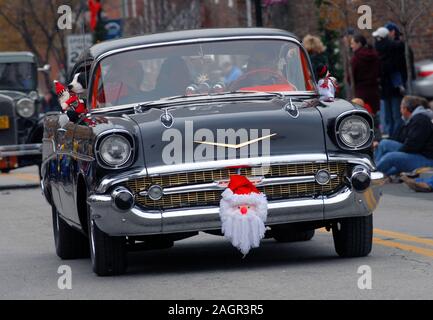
<box><xmin>54</xmin><ymin>80</ymin><xmax>67</xmax><ymax>97</ymax></box>
<box><xmin>227</xmin><ymin>175</ymin><xmax>260</xmax><ymax>195</ymax></box>
<box><xmin>220</xmin><ymin>175</ymin><xmax>268</xmax><ymax>221</ymax></box>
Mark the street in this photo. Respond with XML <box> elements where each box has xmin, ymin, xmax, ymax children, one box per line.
<box><xmin>0</xmin><ymin>166</ymin><xmax>432</xmax><ymax>300</ymax></box>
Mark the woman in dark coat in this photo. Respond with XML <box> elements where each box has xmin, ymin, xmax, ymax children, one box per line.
<box><xmin>350</xmin><ymin>34</ymin><xmax>381</xmax><ymax>114</ymax></box>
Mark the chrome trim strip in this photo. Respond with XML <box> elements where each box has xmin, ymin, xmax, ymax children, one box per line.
<box><xmin>87</xmin><ymin>194</ymin><xmax>112</xmax><ymax>205</ymax></box>
<box><xmin>138</xmin><ymin>174</ymin><xmax>338</xmax><ymax>196</ymax></box>
<box><xmin>130</xmin><ymin>207</ymin><xmax>162</xmax><ymax>219</ymax></box>
<box><xmin>96</xmin><ymin>154</ymin><xmax>375</xmax><ymax>194</ymax></box>
<box><xmin>162</xmin><ymin>194</ymin><xmax>328</xmax><ymax>219</ymax></box>
<box><xmin>328</xmin><ymin>154</ymin><xmax>376</xmax><ymax>170</ymax></box>
<box><xmin>145</xmin><ymin>154</ymin><xmax>328</xmax><ymax>176</ymax></box>
<box><xmin>96</xmin><ymin>35</ymin><xmax>301</xmax><ymax>63</ymax></box>
<box><xmin>95</xmin><ymin>154</ymin><xmax>328</xmax><ymax>193</ymax></box>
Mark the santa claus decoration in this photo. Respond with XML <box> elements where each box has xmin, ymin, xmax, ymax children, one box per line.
<box><xmin>219</xmin><ymin>175</ymin><xmax>268</xmax><ymax>256</ymax></box>
<box><xmin>316</xmin><ymin>64</ymin><xmax>339</xmax><ymax>102</ymax></box>
<box><xmin>54</xmin><ymin>80</ymin><xmax>87</xmax><ymax>120</ymax></box>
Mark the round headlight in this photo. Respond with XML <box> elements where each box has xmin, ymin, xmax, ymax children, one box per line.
<box><xmin>338</xmin><ymin>115</ymin><xmax>371</xmax><ymax>148</ymax></box>
<box><xmin>16</xmin><ymin>98</ymin><xmax>35</xmax><ymax>118</ymax></box>
<box><xmin>99</xmin><ymin>134</ymin><xmax>132</xmax><ymax>167</ymax></box>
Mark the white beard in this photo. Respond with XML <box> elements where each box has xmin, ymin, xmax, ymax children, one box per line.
<box><xmin>58</xmin><ymin>91</ymin><xmax>70</xmax><ymax>111</ymax></box>
<box><xmin>219</xmin><ymin>189</ymin><xmax>268</xmax><ymax>256</ymax></box>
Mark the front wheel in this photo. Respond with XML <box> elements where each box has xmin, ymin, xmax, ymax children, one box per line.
<box><xmin>332</xmin><ymin>215</ymin><xmax>373</xmax><ymax>258</ymax></box>
<box><xmin>89</xmin><ymin>218</ymin><xmax>127</xmax><ymax>276</ymax></box>
<box><xmin>52</xmin><ymin>205</ymin><xmax>89</xmax><ymax>259</ymax></box>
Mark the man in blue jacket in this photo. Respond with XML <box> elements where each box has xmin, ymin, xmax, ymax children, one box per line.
<box><xmin>375</xmin><ymin>96</ymin><xmax>433</xmax><ymax>177</ymax></box>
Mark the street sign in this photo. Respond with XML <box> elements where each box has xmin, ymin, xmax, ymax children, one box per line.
<box><xmin>103</xmin><ymin>19</ymin><xmax>123</xmax><ymax>40</ymax></box>
<box><xmin>66</xmin><ymin>34</ymin><xmax>93</xmax><ymax>70</ymax></box>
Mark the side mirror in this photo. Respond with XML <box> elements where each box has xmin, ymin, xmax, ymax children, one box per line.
<box><xmin>38</xmin><ymin>64</ymin><xmax>51</xmax><ymax>73</ymax></box>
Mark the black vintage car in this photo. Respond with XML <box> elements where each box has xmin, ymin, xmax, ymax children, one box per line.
<box><xmin>41</xmin><ymin>28</ymin><xmax>384</xmax><ymax>276</ymax></box>
<box><xmin>0</xmin><ymin>52</ymin><xmax>47</xmax><ymax>173</ymax></box>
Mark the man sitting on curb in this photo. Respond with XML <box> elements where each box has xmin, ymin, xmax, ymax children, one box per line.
<box><xmin>375</xmin><ymin>95</ymin><xmax>433</xmax><ymax>177</ymax></box>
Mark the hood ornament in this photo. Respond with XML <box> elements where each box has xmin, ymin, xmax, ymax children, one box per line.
<box><xmin>284</xmin><ymin>98</ymin><xmax>299</xmax><ymax>119</ymax></box>
<box><xmin>160</xmin><ymin>109</ymin><xmax>174</xmax><ymax>128</ymax></box>
<box><xmin>194</xmin><ymin>133</ymin><xmax>276</xmax><ymax>149</ymax></box>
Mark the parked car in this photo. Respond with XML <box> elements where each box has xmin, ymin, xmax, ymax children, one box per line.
<box><xmin>413</xmin><ymin>59</ymin><xmax>433</xmax><ymax>99</ymax></box>
<box><xmin>41</xmin><ymin>28</ymin><xmax>384</xmax><ymax>276</ymax></box>
<box><xmin>0</xmin><ymin>52</ymin><xmax>47</xmax><ymax>173</ymax></box>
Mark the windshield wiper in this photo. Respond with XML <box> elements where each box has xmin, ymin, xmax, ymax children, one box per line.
<box><xmin>229</xmin><ymin>90</ymin><xmax>286</xmax><ymax>100</ymax></box>
<box><xmin>160</xmin><ymin>90</ymin><xmax>286</xmax><ymax>102</ymax></box>
<box><xmin>133</xmin><ymin>91</ymin><xmax>288</xmax><ymax>112</ymax></box>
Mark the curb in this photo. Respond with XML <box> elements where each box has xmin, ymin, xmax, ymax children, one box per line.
<box><xmin>0</xmin><ymin>184</ymin><xmax>40</xmax><ymax>191</ymax></box>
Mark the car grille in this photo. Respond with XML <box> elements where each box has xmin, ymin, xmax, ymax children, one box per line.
<box><xmin>126</xmin><ymin>162</ymin><xmax>349</xmax><ymax>210</ymax></box>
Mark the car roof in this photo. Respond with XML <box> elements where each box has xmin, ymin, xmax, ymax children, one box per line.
<box><xmin>89</xmin><ymin>28</ymin><xmax>299</xmax><ymax>58</ymax></box>
<box><xmin>0</xmin><ymin>52</ymin><xmax>37</xmax><ymax>63</ymax></box>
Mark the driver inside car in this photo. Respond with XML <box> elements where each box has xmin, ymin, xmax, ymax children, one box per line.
<box><xmin>101</xmin><ymin>58</ymin><xmax>146</xmax><ymax>105</ymax></box>
<box><xmin>228</xmin><ymin>51</ymin><xmax>286</xmax><ymax>91</ymax></box>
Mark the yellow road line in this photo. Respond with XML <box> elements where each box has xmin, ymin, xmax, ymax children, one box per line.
<box><xmin>374</xmin><ymin>228</ymin><xmax>433</xmax><ymax>247</ymax></box>
<box><xmin>318</xmin><ymin>227</ymin><xmax>433</xmax><ymax>259</ymax></box>
<box><xmin>373</xmin><ymin>237</ymin><xmax>433</xmax><ymax>258</ymax></box>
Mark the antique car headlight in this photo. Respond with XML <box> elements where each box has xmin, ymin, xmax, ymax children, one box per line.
<box><xmin>98</xmin><ymin>134</ymin><xmax>132</xmax><ymax>167</ymax></box>
<box><xmin>337</xmin><ymin>115</ymin><xmax>372</xmax><ymax>149</ymax></box>
<box><xmin>16</xmin><ymin>98</ymin><xmax>35</xmax><ymax>118</ymax></box>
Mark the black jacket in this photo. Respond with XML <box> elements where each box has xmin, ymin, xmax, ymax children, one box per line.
<box><xmin>374</xmin><ymin>38</ymin><xmax>413</xmax><ymax>98</ymax></box>
<box><xmin>394</xmin><ymin>113</ymin><xmax>433</xmax><ymax>159</ymax></box>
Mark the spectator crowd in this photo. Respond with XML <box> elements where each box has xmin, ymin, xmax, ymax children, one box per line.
<box><xmin>304</xmin><ymin>22</ymin><xmax>433</xmax><ymax>193</ymax></box>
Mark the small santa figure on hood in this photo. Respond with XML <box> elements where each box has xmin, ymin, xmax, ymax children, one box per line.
<box><xmin>219</xmin><ymin>175</ymin><xmax>268</xmax><ymax>256</ymax></box>
<box><xmin>316</xmin><ymin>64</ymin><xmax>339</xmax><ymax>102</ymax></box>
<box><xmin>54</xmin><ymin>80</ymin><xmax>87</xmax><ymax>115</ymax></box>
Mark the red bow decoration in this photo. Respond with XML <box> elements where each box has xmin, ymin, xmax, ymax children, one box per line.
<box><xmin>88</xmin><ymin>0</ymin><xmax>102</xmax><ymax>31</ymax></box>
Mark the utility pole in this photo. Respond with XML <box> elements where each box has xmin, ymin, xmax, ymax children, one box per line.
<box><xmin>254</xmin><ymin>0</ymin><xmax>263</xmax><ymax>27</ymax></box>
<box><xmin>246</xmin><ymin>0</ymin><xmax>253</xmax><ymax>27</ymax></box>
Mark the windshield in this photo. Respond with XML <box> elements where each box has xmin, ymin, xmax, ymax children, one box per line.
<box><xmin>90</xmin><ymin>39</ymin><xmax>316</xmax><ymax>109</ymax></box>
<box><xmin>0</xmin><ymin>62</ymin><xmax>36</xmax><ymax>91</ymax></box>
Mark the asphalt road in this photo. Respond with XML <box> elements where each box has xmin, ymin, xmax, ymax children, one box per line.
<box><xmin>0</xmin><ymin>166</ymin><xmax>432</xmax><ymax>300</ymax></box>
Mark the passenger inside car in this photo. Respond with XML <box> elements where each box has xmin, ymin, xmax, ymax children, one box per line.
<box><xmin>152</xmin><ymin>57</ymin><xmax>192</xmax><ymax>98</ymax></box>
<box><xmin>100</xmin><ymin>59</ymin><xmax>145</xmax><ymax>105</ymax></box>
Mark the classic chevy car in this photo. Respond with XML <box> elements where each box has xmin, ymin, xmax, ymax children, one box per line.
<box><xmin>41</xmin><ymin>28</ymin><xmax>384</xmax><ymax>276</ymax></box>
<box><xmin>0</xmin><ymin>52</ymin><xmax>47</xmax><ymax>173</ymax></box>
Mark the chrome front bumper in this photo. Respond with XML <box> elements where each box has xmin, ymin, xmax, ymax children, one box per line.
<box><xmin>0</xmin><ymin>143</ymin><xmax>42</xmax><ymax>158</ymax></box>
<box><xmin>87</xmin><ymin>171</ymin><xmax>385</xmax><ymax>236</ymax></box>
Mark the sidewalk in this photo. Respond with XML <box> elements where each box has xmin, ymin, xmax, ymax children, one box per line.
<box><xmin>0</xmin><ymin>166</ymin><xmax>40</xmax><ymax>190</ymax></box>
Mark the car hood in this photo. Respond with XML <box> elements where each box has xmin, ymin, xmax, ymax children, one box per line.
<box><xmin>0</xmin><ymin>90</ymin><xmax>28</xmax><ymax>101</ymax></box>
<box><xmin>127</xmin><ymin>99</ymin><xmax>326</xmax><ymax>170</ymax></box>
